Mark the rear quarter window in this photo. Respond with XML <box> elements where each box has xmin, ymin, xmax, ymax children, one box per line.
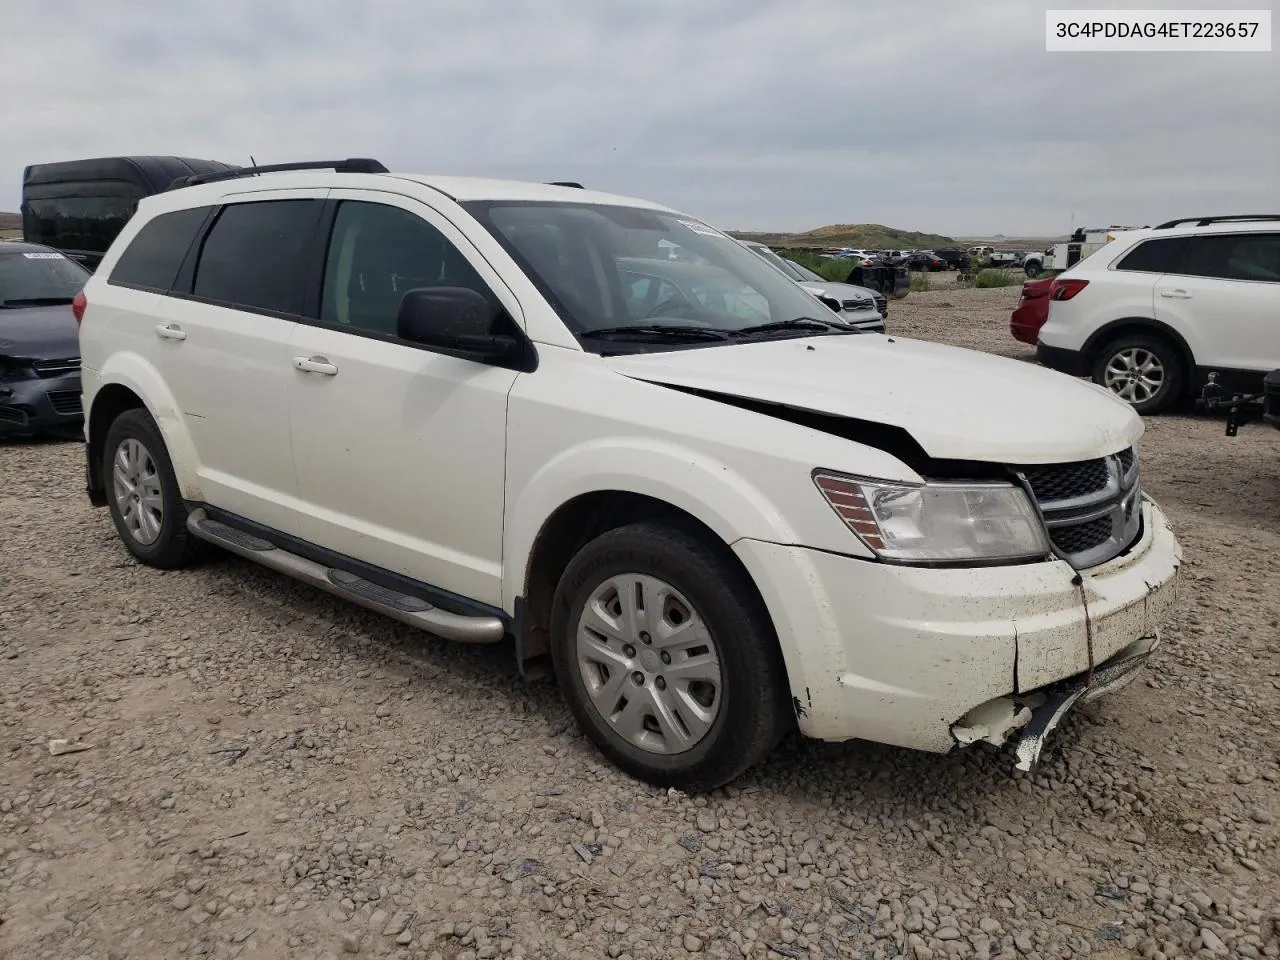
<box><xmin>108</xmin><ymin>206</ymin><xmax>214</xmax><ymax>292</ymax></box>
<box><xmin>1114</xmin><ymin>237</ymin><xmax>1188</xmax><ymax>273</ymax></box>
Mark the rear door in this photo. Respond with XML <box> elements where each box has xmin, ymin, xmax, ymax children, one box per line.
<box><xmin>148</xmin><ymin>191</ymin><xmax>325</xmax><ymax>529</ymax></box>
<box><xmin>1153</xmin><ymin>231</ymin><xmax>1280</xmax><ymax>373</ymax></box>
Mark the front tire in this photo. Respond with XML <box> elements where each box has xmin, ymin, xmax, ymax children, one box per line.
<box><xmin>1091</xmin><ymin>333</ymin><xmax>1184</xmax><ymax>415</ymax></box>
<box><xmin>550</xmin><ymin>522</ymin><xmax>792</xmax><ymax>791</ymax></box>
<box><xmin>103</xmin><ymin>408</ymin><xmax>206</xmax><ymax>568</ymax></box>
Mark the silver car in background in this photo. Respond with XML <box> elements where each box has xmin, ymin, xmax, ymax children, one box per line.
<box><xmin>738</xmin><ymin>240</ymin><xmax>886</xmax><ymax>332</ymax></box>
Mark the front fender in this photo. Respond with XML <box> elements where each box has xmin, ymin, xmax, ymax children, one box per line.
<box><xmin>94</xmin><ymin>351</ymin><xmax>204</xmax><ymax>502</ymax></box>
<box><xmin>502</xmin><ymin>437</ymin><xmax>801</xmax><ymax>613</ymax></box>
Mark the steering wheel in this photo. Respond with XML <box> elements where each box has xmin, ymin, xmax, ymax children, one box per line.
<box><xmin>644</xmin><ymin>297</ymin><xmax>707</xmax><ymax>321</ymax></box>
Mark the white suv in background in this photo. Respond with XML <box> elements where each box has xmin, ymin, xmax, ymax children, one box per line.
<box><xmin>1036</xmin><ymin>215</ymin><xmax>1280</xmax><ymax>414</ymax></box>
<box><xmin>77</xmin><ymin>159</ymin><xmax>1181</xmax><ymax>790</ymax></box>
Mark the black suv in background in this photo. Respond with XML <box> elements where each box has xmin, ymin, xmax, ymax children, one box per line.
<box><xmin>21</xmin><ymin>156</ymin><xmax>237</xmax><ymax>270</ymax></box>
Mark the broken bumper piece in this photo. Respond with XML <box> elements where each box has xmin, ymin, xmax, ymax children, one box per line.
<box><xmin>950</xmin><ymin>633</ymin><xmax>1160</xmax><ymax>774</ymax></box>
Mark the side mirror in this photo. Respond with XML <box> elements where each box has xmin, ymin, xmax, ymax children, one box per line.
<box><xmin>395</xmin><ymin>287</ymin><xmax>519</xmax><ymax>364</ymax></box>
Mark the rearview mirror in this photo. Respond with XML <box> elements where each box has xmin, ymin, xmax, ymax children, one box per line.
<box><xmin>396</xmin><ymin>287</ymin><xmax>519</xmax><ymax>364</ymax></box>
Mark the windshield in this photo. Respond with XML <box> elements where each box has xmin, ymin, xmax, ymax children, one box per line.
<box><xmin>0</xmin><ymin>250</ymin><xmax>89</xmax><ymax>306</ymax></box>
<box><xmin>465</xmin><ymin>201</ymin><xmax>834</xmax><ymax>348</ymax></box>
<box><xmin>785</xmin><ymin>260</ymin><xmax>825</xmax><ymax>283</ymax></box>
<box><xmin>743</xmin><ymin>243</ymin><xmax>810</xmax><ymax>283</ymax></box>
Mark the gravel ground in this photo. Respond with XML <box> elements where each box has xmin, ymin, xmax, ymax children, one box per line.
<box><xmin>3</xmin><ymin>286</ymin><xmax>1279</xmax><ymax>960</ymax></box>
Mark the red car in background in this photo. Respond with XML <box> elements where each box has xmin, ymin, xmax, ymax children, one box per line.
<box><xmin>1010</xmin><ymin>277</ymin><xmax>1054</xmax><ymax>344</ymax></box>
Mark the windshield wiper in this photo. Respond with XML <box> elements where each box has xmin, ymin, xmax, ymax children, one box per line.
<box><xmin>579</xmin><ymin>324</ymin><xmax>730</xmax><ymax>342</ymax></box>
<box><xmin>731</xmin><ymin>317</ymin><xmax>854</xmax><ymax>338</ymax></box>
<box><xmin>0</xmin><ymin>297</ymin><xmax>76</xmax><ymax>308</ymax></box>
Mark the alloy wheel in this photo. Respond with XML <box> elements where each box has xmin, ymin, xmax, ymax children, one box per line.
<box><xmin>1103</xmin><ymin>347</ymin><xmax>1165</xmax><ymax>404</ymax></box>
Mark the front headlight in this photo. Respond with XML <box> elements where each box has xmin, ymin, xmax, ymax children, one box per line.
<box><xmin>813</xmin><ymin>471</ymin><xmax>1050</xmax><ymax>563</ymax></box>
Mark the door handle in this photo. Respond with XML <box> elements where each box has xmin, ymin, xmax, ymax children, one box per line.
<box><xmin>155</xmin><ymin>323</ymin><xmax>187</xmax><ymax>341</ymax></box>
<box><xmin>1159</xmin><ymin>289</ymin><xmax>1192</xmax><ymax>299</ymax></box>
<box><xmin>293</xmin><ymin>355</ymin><xmax>338</xmax><ymax>376</ymax></box>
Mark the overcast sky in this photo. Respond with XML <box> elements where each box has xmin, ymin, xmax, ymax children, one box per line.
<box><xmin>1</xmin><ymin>0</ymin><xmax>1275</xmax><ymax>236</ymax></box>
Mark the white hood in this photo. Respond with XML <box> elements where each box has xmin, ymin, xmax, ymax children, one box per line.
<box><xmin>605</xmin><ymin>334</ymin><xmax>1142</xmax><ymax>464</ymax></box>
<box><xmin>799</xmin><ymin>280</ymin><xmax>879</xmax><ymax>301</ymax></box>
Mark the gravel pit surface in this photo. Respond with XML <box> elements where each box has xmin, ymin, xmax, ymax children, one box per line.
<box><xmin>2</xmin><ymin>285</ymin><xmax>1278</xmax><ymax>960</ymax></box>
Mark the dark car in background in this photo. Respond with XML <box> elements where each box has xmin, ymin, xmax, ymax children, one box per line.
<box><xmin>934</xmin><ymin>249</ymin><xmax>973</xmax><ymax>272</ymax></box>
<box><xmin>21</xmin><ymin>155</ymin><xmax>237</xmax><ymax>270</ymax></box>
<box><xmin>837</xmin><ymin>251</ymin><xmax>910</xmax><ymax>299</ymax></box>
<box><xmin>0</xmin><ymin>241</ymin><xmax>89</xmax><ymax>437</ymax></box>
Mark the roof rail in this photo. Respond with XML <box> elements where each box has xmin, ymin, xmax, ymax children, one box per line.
<box><xmin>166</xmin><ymin>158</ymin><xmax>389</xmax><ymax>191</ymax></box>
<box><xmin>548</xmin><ymin>181</ymin><xmax>584</xmax><ymax>188</ymax></box>
<box><xmin>1154</xmin><ymin>214</ymin><xmax>1280</xmax><ymax>229</ymax></box>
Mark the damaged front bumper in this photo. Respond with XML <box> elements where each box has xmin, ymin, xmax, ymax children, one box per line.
<box><xmin>951</xmin><ymin>633</ymin><xmax>1160</xmax><ymax>773</ymax></box>
<box><xmin>731</xmin><ymin>497</ymin><xmax>1180</xmax><ymax>761</ymax></box>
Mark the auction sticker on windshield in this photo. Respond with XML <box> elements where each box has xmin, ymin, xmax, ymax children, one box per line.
<box><xmin>22</xmin><ymin>252</ymin><xmax>66</xmax><ymax>259</ymax></box>
<box><xmin>678</xmin><ymin>219</ymin><xmax>728</xmax><ymax>239</ymax></box>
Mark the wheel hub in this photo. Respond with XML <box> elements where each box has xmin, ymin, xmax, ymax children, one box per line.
<box><xmin>111</xmin><ymin>437</ymin><xmax>164</xmax><ymax>546</ymax></box>
<box><xmin>1104</xmin><ymin>347</ymin><xmax>1165</xmax><ymax>404</ymax></box>
<box><xmin>575</xmin><ymin>573</ymin><xmax>722</xmax><ymax>755</ymax></box>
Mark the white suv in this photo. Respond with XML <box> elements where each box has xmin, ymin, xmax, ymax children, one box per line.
<box><xmin>1036</xmin><ymin>215</ymin><xmax>1280</xmax><ymax>414</ymax></box>
<box><xmin>76</xmin><ymin>159</ymin><xmax>1182</xmax><ymax>789</ymax></box>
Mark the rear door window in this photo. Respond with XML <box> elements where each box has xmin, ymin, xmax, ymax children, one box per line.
<box><xmin>108</xmin><ymin>206</ymin><xmax>213</xmax><ymax>292</ymax></box>
<box><xmin>1182</xmin><ymin>233</ymin><xmax>1280</xmax><ymax>283</ymax></box>
<box><xmin>193</xmin><ymin>199</ymin><xmax>323</xmax><ymax>315</ymax></box>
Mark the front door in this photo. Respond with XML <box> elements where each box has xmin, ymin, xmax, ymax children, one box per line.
<box><xmin>286</xmin><ymin>191</ymin><xmax>522</xmax><ymax>607</ymax></box>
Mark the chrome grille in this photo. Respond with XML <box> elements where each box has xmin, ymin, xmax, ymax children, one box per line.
<box><xmin>32</xmin><ymin>357</ymin><xmax>80</xmax><ymax>378</ymax></box>
<box><xmin>1022</xmin><ymin>458</ymin><xmax>1108</xmax><ymax>503</ymax></box>
<box><xmin>841</xmin><ymin>298</ymin><xmax>874</xmax><ymax>312</ymax></box>
<box><xmin>1049</xmin><ymin>516</ymin><xmax>1113</xmax><ymax>556</ymax></box>
<box><xmin>873</xmin><ymin>295</ymin><xmax>887</xmax><ymax>316</ymax></box>
<box><xmin>1018</xmin><ymin>446</ymin><xmax>1142</xmax><ymax>569</ymax></box>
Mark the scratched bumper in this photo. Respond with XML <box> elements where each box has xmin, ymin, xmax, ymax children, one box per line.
<box><xmin>733</xmin><ymin>497</ymin><xmax>1181</xmax><ymax>753</ymax></box>
<box><xmin>1013</xmin><ymin>632</ymin><xmax>1159</xmax><ymax>773</ymax></box>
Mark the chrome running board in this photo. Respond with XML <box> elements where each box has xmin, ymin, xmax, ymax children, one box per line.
<box><xmin>186</xmin><ymin>508</ymin><xmax>505</xmax><ymax>644</ymax></box>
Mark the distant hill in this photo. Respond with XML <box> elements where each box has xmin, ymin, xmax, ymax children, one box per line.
<box><xmin>727</xmin><ymin>222</ymin><xmax>955</xmax><ymax>250</ymax></box>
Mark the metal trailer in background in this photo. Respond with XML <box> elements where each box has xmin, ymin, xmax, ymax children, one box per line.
<box><xmin>1020</xmin><ymin>226</ymin><xmax>1145</xmax><ymax>278</ymax></box>
<box><xmin>21</xmin><ymin>156</ymin><xmax>238</xmax><ymax>270</ymax></box>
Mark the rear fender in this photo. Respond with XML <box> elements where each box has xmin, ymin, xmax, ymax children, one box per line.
<box><xmin>93</xmin><ymin>351</ymin><xmax>203</xmax><ymax>501</ymax></box>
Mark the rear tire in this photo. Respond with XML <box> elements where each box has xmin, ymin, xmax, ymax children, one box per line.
<box><xmin>103</xmin><ymin>408</ymin><xmax>206</xmax><ymax>569</ymax></box>
<box><xmin>1091</xmin><ymin>333</ymin><xmax>1184</xmax><ymax>415</ymax></box>
<box><xmin>550</xmin><ymin>521</ymin><xmax>792</xmax><ymax>791</ymax></box>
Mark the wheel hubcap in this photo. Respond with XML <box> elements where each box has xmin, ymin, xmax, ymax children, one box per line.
<box><xmin>112</xmin><ymin>438</ymin><xmax>164</xmax><ymax>545</ymax></box>
<box><xmin>575</xmin><ymin>574</ymin><xmax>722</xmax><ymax>755</ymax></box>
<box><xmin>1103</xmin><ymin>348</ymin><xmax>1164</xmax><ymax>404</ymax></box>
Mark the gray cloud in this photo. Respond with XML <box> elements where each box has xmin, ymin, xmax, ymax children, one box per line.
<box><xmin>2</xmin><ymin>0</ymin><xmax>1274</xmax><ymax>236</ymax></box>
